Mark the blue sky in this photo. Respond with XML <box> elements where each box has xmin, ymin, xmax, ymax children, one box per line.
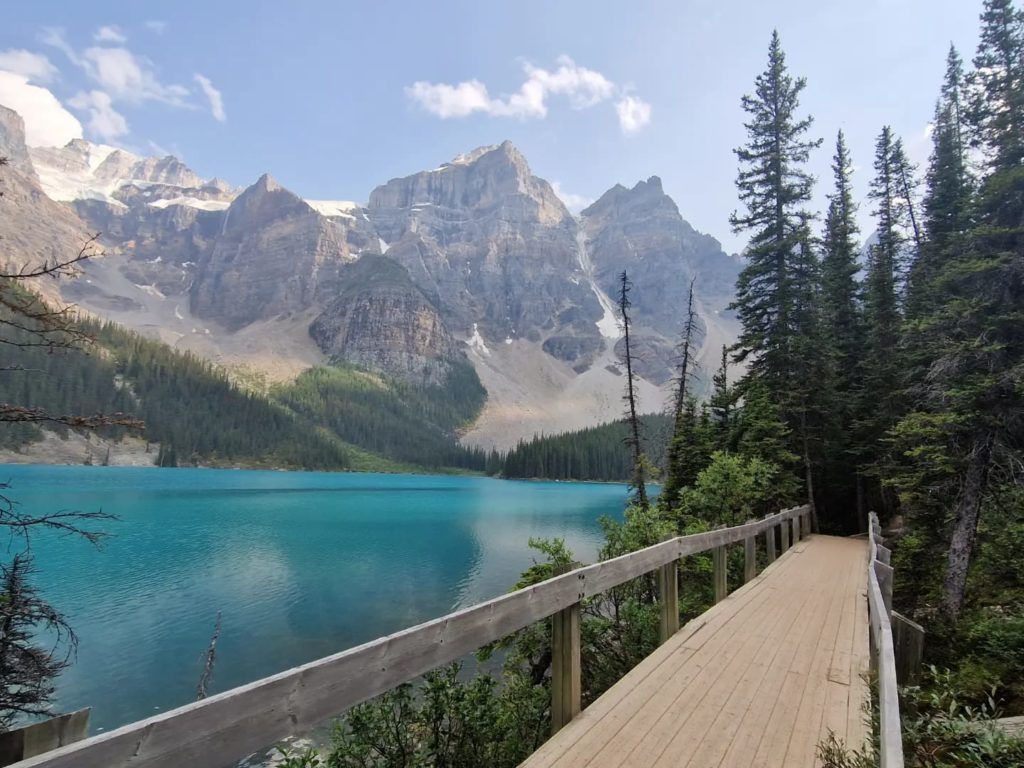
<box><xmin>0</xmin><ymin>1</ymin><xmax>983</xmax><ymax>251</ymax></box>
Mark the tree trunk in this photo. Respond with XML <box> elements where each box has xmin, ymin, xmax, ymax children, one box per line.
<box><xmin>800</xmin><ymin>411</ymin><xmax>819</xmax><ymax>532</ymax></box>
<box><xmin>941</xmin><ymin>433</ymin><xmax>995</xmax><ymax>622</ymax></box>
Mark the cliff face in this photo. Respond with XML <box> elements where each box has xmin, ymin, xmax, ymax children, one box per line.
<box><xmin>0</xmin><ymin>106</ymin><xmax>90</xmax><ymax>280</ymax></box>
<box><xmin>581</xmin><ymin>177</ymin><xmax>741</xmax><ymax>386</ymax></box>
<box><xmin>189</xmin><ymin>174</ymin><xmax>374</xmax><ymax>330</ymax></box>
<box><xmin>367</xmin><ymin>141</ymin><xmax>604</xmax><ymax>369</ymax></box>
<box><xmin>310</xmin><ymin>256</ymin><xmax>458</xmax><ymax>385</ymax></box>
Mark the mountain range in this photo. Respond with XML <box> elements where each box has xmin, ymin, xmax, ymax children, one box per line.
<box><xmin>0</xmin><ymin>103</ymin><xmax>741</xmax><ymax>449</ymax></box>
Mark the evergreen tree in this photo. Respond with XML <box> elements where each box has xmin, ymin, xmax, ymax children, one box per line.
<box><xmin>909</xmin><ymin>45</ymin><xmax>972</xmax><ymax>317</ymax></box>
<box><xmin>617</xmin><ymin>271</ymin><xmax>650</xmax><ymax>509</ymax></box>
<box><xmin>708</xmin><ymin>345</ymin><xmax>735</xmax><ymax>450</ymax></box>
<box><xmin>859</xmin><ymin>128</ymin><xmax>909</xmax><ymax>517</ymax></box>
<box><xmin>820</xmin><ymin>132</ymin><xmax>866</xmax><ymax>525</ymax></box>
<box><xmin>661</xmin><ymin>278</ymin><xmax>702</xmax><ymax>509</ymax></box>
<box><xmin>729</xmin><ymin>30</ymin><xmax>822</xmax><ymax>392</ymax></box>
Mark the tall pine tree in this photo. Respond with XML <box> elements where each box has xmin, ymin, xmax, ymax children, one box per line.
<box><xmin>729</xmin><ymin>31</ymin><xmax>822</xmax><ymax>391</ymax></box>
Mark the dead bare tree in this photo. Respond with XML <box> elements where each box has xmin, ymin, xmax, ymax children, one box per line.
<box><xmin>196</xmin><ymin>611</ymin><xmax>223</xmax><ymax>700</ymax></box>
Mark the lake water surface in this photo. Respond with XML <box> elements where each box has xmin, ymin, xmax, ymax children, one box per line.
<box><xmin>8</xmin><ymin>466</ymin><xmax>630</xmax><ymax>733</ymax></box>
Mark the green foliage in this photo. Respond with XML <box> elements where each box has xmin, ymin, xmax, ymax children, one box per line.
<box><xmin>325</xmin><ymin>664</ymin><xmax>548</xmax><ymax>768</ymax></box>
<box><xmin>674</xmin><ymin>451</ymin><xmax>782</xmax><ymax>528</ymax></box>
<box><xmin>492</xmin><ymin>414</ymin><xmax>670</xmax><ymax>482</ymax></box>
<box><xmin>274</xmin><ymin>361</ymin><xmax>487</xmax><ymax>472</ymax></box>
<box><xmin>0</xmin><ymin>317</ymin><xmax>352</xmax><ymax>470</ymax></box>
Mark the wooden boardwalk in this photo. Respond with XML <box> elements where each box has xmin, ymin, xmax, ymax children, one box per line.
<box><xmin>521</xmin><ymin>535</ymin><xmax>870</xmax><ymax>768</ymax></box>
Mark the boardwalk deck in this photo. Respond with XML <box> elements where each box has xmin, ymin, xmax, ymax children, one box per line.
<box><xmin>520</xmin><ymin>535</ymin><xmax>869</xmax><ymax>768</ymax></box>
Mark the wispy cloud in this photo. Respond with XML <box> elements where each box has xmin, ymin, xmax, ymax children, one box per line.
<box><xmin>0</xmin><ymin>49</ymin><xmax>58</xmax><ymax>84</ymax></box>
<box><xmin>68</xmin><ymin>89</ymin><xmax>129</xmax><ymax>140</ymax></box>
<box><xmin>194</xmin><ymin>73</ymin><xmax>226</xmax><ymax>121</ymax></box>
<box><xmin>94</xmin><ymin>26</ymin><xmax>127</xmax><ymax>44</ymax></box>
<box><xmin>35</xmin><ymin>27</ymin><xmax>223</xmax><ymax>144</ymax></box>
<box><xmin>406</xmin><ymin>55</ymin><xmax>649</xmax><ymax>134</ymax></box>
<box><xmin>145</xmin><ymin>21</ymin><xmax>167</xmax><ymax>35</ymax></box>
<box><xmin>615</xmin><ymin>95</ymin><xmax>652</xmax><ymax>135</ymax></box>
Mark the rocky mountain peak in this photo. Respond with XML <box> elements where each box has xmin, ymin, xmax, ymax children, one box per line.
<box><xmin>0</xmin><ymin>105</ymin><xmax>37</xmax><ymax>182</ymax></box>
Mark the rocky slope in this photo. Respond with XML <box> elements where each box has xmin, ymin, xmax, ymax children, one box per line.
<box><xmin>0</xmin><ymin>101</ymin><xmax>744</xmax><ymax>447</ymax></box>
<box><xmin>310</xmin><ymin>255</ymin><xmax>458</xmax><ymax>384</ymax></box>
<box><xmin>367</xmin><ymin>141</ymin><xmax>604</xmax><ymax>371</ymax></box>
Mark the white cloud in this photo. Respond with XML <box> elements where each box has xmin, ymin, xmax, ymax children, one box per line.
<box><xmin>68</xmin><ymin>89</ymin><xmax>129</xmax><ymax>140</ymax></box>
<box><xmin>39</xmin><ymin>27</ymin><xmax>82</xmax><ymax>67</ymax></box>
<box><xmin>616</xmin><ymin>96</ymin><xmax>651</xmax><ymax>135</ymax></box>
<box><xmin>0</xmin><ymin>49</ymin><xmax>59</xmax><ymax>84</ymax></box>
<box><xmin>81</xmin><ymin>46</ymin><xmax>189</xmax><ymax>106</ymax></box>
<box><xmin>194</xmin><ymin>73</ymin><xmax>226</xmax><ymax>121</ymax></box>
<box><xmin>407</xmin><ymin>55</ymin><xmax>633</xmax><ymax>129</ymax></box>
<box><xmin>551</xmin><ymin>181</ymin><xmax>592</xmax><ymax>214</ymax></box>
<box><xmin>94</xmin><ymin>26</ymin><xmax>127</xmax><ymax>44</ymax></box>
<box><xmin>405</xmin><ymin>79</ymin><xmax>491</xmax><ymax>119</ymax></box>
<box><xmin>145</xmin><ymin>21</ymin><xmax>167</xmax><ymax>35</ymax></box>
<box><xmin>0</xmin><ymin>71</ymin><xmax>83</xmax><ymax>146</ymax></box>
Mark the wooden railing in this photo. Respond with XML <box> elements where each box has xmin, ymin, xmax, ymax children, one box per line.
<box><xmin>17</xmin><ymin>504</ymin><xmax>812</xmax><ymax>768</ymax></box>
<box><xmin>867</xmin><ymin>512</ymin><xmax>905</xmax><ymax>768</ymax></box>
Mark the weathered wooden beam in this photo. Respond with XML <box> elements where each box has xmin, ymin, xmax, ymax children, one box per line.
<box><xmin>792</xmin><ymin>514</ymin><xmax>801</xmax><ymax>543</ymax></box>
<box><xmin>876</xmin><ymin>544</ymin><xmax>891</xmax><ymax>566</ymax></box>
<box><xmin>743</xmin><ymin>534</ymin><xmax>756</xmax><ymax>584</ymax></box>
<box><xmin>658</xmin><ymin>557</ymin><xmax>679</xmax><ymax>644</ymax></box>
<box><xmin>874</xmin><ymin>560</ymin><xmax>894</xmax><ymax>618</ymax></box>
<box><xmin>550</xmin><ymin>599</ymin><xmax>581</xmax><ymax>734</ymax></box>
<box><xmin>712</xmin><ymin>545</ymin><xmax>727</xmax><ymax>603</ymax></box>
<box><xmin>891</xmin><ymin>611</ymin><xmax>924</xmax><ymax>686</ymax></box>
<box><xmin>781</xmin><ymin>516</ymin><xmax>791</xmax><ymax>551</ymax></box>
<box><xmin>765</xmin><ymin>524</ymin><xmax>777</xmax><ymax>564</ymax></box>
<box><xmin>0</xmin><ymin>709</ymin><xmax>89</xmax><ymax>767</ymax></box>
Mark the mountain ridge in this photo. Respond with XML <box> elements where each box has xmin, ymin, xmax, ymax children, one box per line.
<box><xmin>0</xmin><ymin>105</ymin><xmax>741</xmax><ymax>448</ymax></box>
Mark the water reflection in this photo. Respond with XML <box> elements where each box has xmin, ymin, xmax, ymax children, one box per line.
<box><xmin>10</xmin><ymin>467</ymin><xmax>629</xmax><ymax>732</ymax></box>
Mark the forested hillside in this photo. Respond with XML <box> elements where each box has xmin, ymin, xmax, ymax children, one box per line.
<box><xmin>273</xmin><ymin>362</ymin><xmax>488</xmax><ymax>471</ymax></box>
<box><xmin>487</xmin><ymin>414</ymin><xmax>671</xmax><ymax>481</ymax></box>
<box><xmin>0</xmin><ymin>305</ymin><xmax>488</xmax><ymax>472</ymax></box>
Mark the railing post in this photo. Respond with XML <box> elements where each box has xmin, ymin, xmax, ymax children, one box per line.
<box><xmin>780</xmin><ymin>513</ymin><xmax>791</xmax><ymax>551</ymax></box>
<box><xmin>892</xmin><ymin>611</ymin><xmax>925</xmax><ymax>686</ymax></box>
<box><xmin>551</xmin><ymin>566</ymin><xmax>581</xmax><ymax>735</ymax></box>
<box><xmin>712</xmin><ymin>543</ymin><xmax>727</xmax><ymax>603</ymax></box>
<box><xmin>658</xmin><ymin>553</ymin><xmax>679</xmax><ymax>644</ymax></box>
<box><xmin>874</xmin><ymin>560</ymin><xmax>894</xmax><ymax>617</ymax></box>
<box><xmin>792</xmin><ymin>513</ymin><xmax>801</xmax><ymax>544</ymax></box>
<box><xmin>765</xmin><ymin>522</ymin><xmax>777</xmax><ymax>564</ymax></box>
<box><xmin>743</xmin><ymin>528</ymin><xmax>757</xmax><ymax>584</ymax></box>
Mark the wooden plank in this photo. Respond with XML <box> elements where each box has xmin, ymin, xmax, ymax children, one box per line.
<box><xmin>551</xmin><ymin>601</ymin><xmax>581</xmax><ymax>734</ymax></box>
<box><xmin>868</xmin><ymin>553</ymin><xmax>904</xmax><ymax>768</ymax></box>
<box><xmin>766</xmin><ymin>525</ymin><xmax>777</xmax><ymax>564</ymax></box>
<box><xmin>658</xmin><ymin>558</ymin><xmax>679</xmax><ymax>644</ymax></box>
<box><xmin>874</xmin><ymin>560</ymin><xmax>894</xmax><ymax>617</ymax></box>
<box><xmin>781</xmin><ymin>517</ymin><xmax>791</xmax><ymax>551</ymax></box>
<box><xmin>892</xmin><ymin>611</ymin><xmax>924</xmax><ymax>686</ymax></box>
<box><xmin>522</xmin><ymin>553</ymin><xmax>806</xmax><ymax>768</ymax></box>
<box><xmin>658</xmin><ymin>544</ymin><xmax>826</xmax><ymax>767</ymax></box>
<box><xmin>744</xmin><ymin>535</ymin><xmax>757</xmax><ymax>584</ymax></box>
<box><xmin>716</xmin><ymin>542</ymin><xmax>843</xmax><ymax>767</ymax></box>
<box><xmin>0</xmin><ymin>710</ymin><xmax>90</xmax><ymax>767</ymax></box>
<box><xmin>712</xmin><ymin>545</ymin><xmax>727</xmax><ymax>603</ymax></box>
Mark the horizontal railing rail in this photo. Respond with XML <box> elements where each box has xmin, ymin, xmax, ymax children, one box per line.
<box><xmin>18</xmin><ymin>504</ymin><xmax>812</xmax><ymax>768</ymax></box>
<box><xmin>867</xmin><ymin>512</ymin><xmax>904</xmax><ymax>768</ymax></box>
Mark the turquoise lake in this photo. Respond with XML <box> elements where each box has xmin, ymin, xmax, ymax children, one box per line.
<box><xmin>7</xmin><ymin>466</ymin><xmax>632</xmax><ymax>733</ymax></box>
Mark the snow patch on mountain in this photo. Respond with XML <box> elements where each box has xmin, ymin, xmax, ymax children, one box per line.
<box><xmin>305</xmin><ymin>200</ymin><xmax>361</xmax><ymax>219</ymax></box>
<box><xmin>149</xmin><ymin>197</ymin><xmax>231</xmax><ymax>212</ymax></box>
